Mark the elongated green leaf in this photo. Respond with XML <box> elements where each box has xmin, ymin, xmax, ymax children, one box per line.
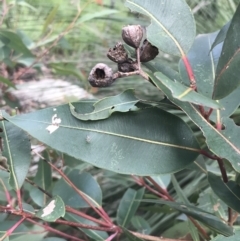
<box><xmin>0</xmin><ymin>30</ymin><xmax>33</xmax><ymax>56</ymax></box>
<box><xmin>155</xmin><ymin>72</ymin><xmax>222</xmax><ymax>109</ymax></box>
<box><xmin>42</xmin><ymin>5</ymin><xmax>59</xmax><ymax>34</ymax></box>
<box><xmin>150</xmin><ymin>73</ymin><xmax>240</xmax><ymax>173</ymax></box>
<box><xmin>0</xmin><ymin>121</ymin><xmax>31</xmax><ymax>190</ymax></box>
<box><xmin>131</xmin><ymin>216</ymin><xmax>151</xmax><ymax>235</ymax></box>
<box><xmin>0</xmin><ymin>76</ymin><xmax>15</xmax><ymax>88</ymax></box>
<box><xmin>179</xmin><ymin>33</ymin><xmax>240</xmax><ymax>121</ymax></box>
<box><xmin>198</xmin><ymin>188</ymin><xmax>227</xmax><ymax>220</ymax></box>
<box><xmin>64</xmin><ymin>213</ymin><xmax>108</xmax><ymax>240</ymax></box>
<box><xmin>210</xmin><ymin>21</ymin><xmax>231</xmax><ymax>52</ymax></box>
<box><xmin>2</xmin><ymin>103</ymin><xmax>200</xmax><ymax>176</ymax></box>
<box><xmin>125</xmin><ymin>0</ymin><xmax>196</xmax><ymax>56</ymax></box>
<box><xmin>36</xmin><ymin>196</ymin><xmax>65</xmax><ymax>222</ymax></box>
<box><xmin>30</xmin><ymin>154</ymin><xmax>52</xmax><ymax>207</ymax></box>
<box><xmin>78</xmin><ymin>9</ymin><xmax>119</xmax><ymax>24</ymax></box>
<box><xmin>117</xmin><ymin>188</ymin><xmax>144</xmax><ymax>227</ymax></box>
<box><xmin>121</xmin><ymin>228</ymin><xmax>144</xmax><ymax>241</ymax></box>
<box><xmin>211</xmin><ymin>230</ymin><xmax>240</xmax><ymax>241</ymax></box>
<box><xmin>70</xmin><ymin>89</ymin><xmax>139</xmax><ymax>121</ymax></box>
<box><xmin>52</xmin><ymin>169</ymin><xmax>102</xmax><ymax>208</ymax></box>
<box><xmin>208</xmin><ymin>172</ymin><xmax>240</xmax><ymax>213</ymax></box>
<box><xmin>213</xmin><ymin>4</ymin><xmax>240</xmax><ymax>99</ymax></box>
<box><xmin>149</xmin><ymin>174</ymin><xmax>171</xmax><ymax>189</ymax></box>
<box><xmin>142</xmin><ymin>199</ymin><xmax>233</xmax><ymax>236</ymax></box>
<box><xmin>172</xmin><ymin>175</ymin><xmax>200</xmax><ymax>240</ymax></box>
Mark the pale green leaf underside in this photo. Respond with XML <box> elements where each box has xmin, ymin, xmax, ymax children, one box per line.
<box><xmin>155</xmin><ymin>72</ymin><xmax>222</xmax><ymax>109</ymax></box>
<box><xmin>69</xmin><ymin>89</ymin><xmax>139</xmax><ymax>121</ymax></box>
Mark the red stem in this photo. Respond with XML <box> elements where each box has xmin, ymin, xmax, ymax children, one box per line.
<box><xmin>27</xmin><ymin>218</ymin><xmax>85</xmax><ymax>241</ymax></box>
<box><xmin>181</xmin><ymin>55</ymin><xmax>196</xmax><ymax>88</ymax></box>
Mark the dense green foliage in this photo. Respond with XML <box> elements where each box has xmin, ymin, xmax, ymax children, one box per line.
<box><xmin>1</xmin><ymin>0</ymin><xmax>240</xmax><ymax>241</ymax></box>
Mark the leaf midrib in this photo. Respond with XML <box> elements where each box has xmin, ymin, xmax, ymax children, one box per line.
<box><xmin>7</xmin><ymin>117</ymin><xmax>200</xmax><ymax>152</ymax></box>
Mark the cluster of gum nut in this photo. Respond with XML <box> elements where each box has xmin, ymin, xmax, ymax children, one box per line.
<box><xmin>88</xmin><ymin>25</ymin><xmax>159</xmax><ymax>87</ymax></box>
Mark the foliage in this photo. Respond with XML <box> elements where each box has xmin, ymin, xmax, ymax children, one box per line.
<box><xmin>1</xmin><ymin>0</ymin><xmax>240</xmax><ymax>241</ymax></box>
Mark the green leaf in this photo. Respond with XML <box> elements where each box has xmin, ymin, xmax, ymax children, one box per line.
<box><xmin>154</xmin><ymin>72</ymin><xmax>222</xmax><ymax>109</ymax></box>
<box><xmin>117</xmin><ymin>188</ymin><xmax>144</xmax><ymax>227</ymax></box>
<box><xmin>0</xmin><ymin>76</ymin><xmax>15</xmax><ymax>88</ymax></box>
<box><xmin>36</xmin><ymin>196</ymin><xmax>65</xmax><ymax>222</ymax></box>
<box><xmin>208</xmin><ymin>172</ymin><xmax>240</xmax><ymax>213</ymax></box>
<box><xmin>142</xmin><ymin>199</ymin><xmax>233</xmax><ymax>236</ymax></box>
<box><xmin>78</xmin><ymin>9</ymin><xmax>119</xmax><ymax>24</ymax></box>
<box><xmin>43</xmin><ymin>238</ymin><xmax>66</xmax><ymax>241</ymax></box>
<box><xmin>211</xmin><ymin>230</ymin><xmax>240</xmax><ymax>240</ymax></box>
<box><xmin>2</xmin><ymin>102</ymin><xmax>200</xmax><ymax>175</ymax></box>
<box><xmin>198</xmin><ymin>188</ymin><xmax>228</xmax><ymax>220</ymax></box>
<box><xmin>213</xmin><ymin>4</ymin><xmax>240</xmax><ymax>99</ymax></box>
<box><xmin>69</xmin><ymin>89</ymin><xmax>139</xmax><ymax>121</ymax></box>
<box><xmin>52</xmin><ymin>169</ymin><xmax>102</xmax><ymax>208</ymax></box>
<box><xmin>42</xmin><ymin>5</ymin><xmax>59</xmax><ymax>34</ymax></box>
<box><xmin>125</xmin><ymin>0</ymin><xmax>196</xmax><ymax>56</ymax></box>
<box><xmin>210</xmin><ymin>21</ymin><xmax>231</xmax><ymax>51</ymax></box>
<box><xmin>172</xmin><ymin>174</ymin><xmax>200</xmax><ymax>241</ymax></box>
<box><xmin>150</xmin><ymin>74</ymin><xmax>240</xmax><ymax>173</ymax></box>
<box><xmin>121</xmin><ymin>227</ymin><xmax>144</xmax><ymax>241</ymax></box>
<box><xmin>131</xmin><ymin>216</ymin><xmax>151</xmax><ymax>234</ymax></box>
<box><xmin>0</xmin><ymin>30</ymin><xmax>33</xmax><ymax>56</ymax></box>
<box><xmin>149</xmin><ymin>174</ymin><xmax>171</xmax><ymax>189</ymax></box>
<box><xmin>64</xmin><ymin>212</ymin><xmax>108</xmax><ymax>240</ymax></box>
<box><xmin>0</xmin><ymin>120</ymin><xmax>31</xmax><ymax>190</ymax></box>
<box><xmin>29</xmin><ymin>154</ymin><xmax>52</xmax><ymax>207</ymax></box>
<box><xmin>178</xmin><ymin>32</ymin><xmax>240</xmax><ymax>121</ymax></box>
<box><xmin>162</xmin><ymin>222</ymin><xmax>190</xmax><ymax>239</ymax></box>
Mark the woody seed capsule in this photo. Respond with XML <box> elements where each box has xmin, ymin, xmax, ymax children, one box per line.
<box><xmin>88</xmin><ymin>63</ymin><xmax>114</xmax><ymax>87</ymax></box>
<box><xmin>122</xmin><ymin>25</ymin><xmax>143</xmax><ymax>49</ymax></box>
<box><xmin>140</xmin><ymin>39</ymin><xmax>159</xmax><ymax>62</ymax></box>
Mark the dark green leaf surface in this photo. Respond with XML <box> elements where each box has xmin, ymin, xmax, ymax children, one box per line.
<box><xmin>210</xmin><ymin>21</ymin><xmax>231</xmax><ymax>51</ymax></box>
<box><xmin>0</xmin><ymin>29</ymin><xmax>33</xmax><ymax>56</ymax></box>
<box><xmin>155</xmin><ymin>72</ymin><xmax>222</xmax><ymax>109</ymax></box>
<box><xmin>64</xmin><ymin>213</ymin><xmax>108</xmax><ymax>240</ymax></box>
<box><xmin>131</xmin><ymin>216</ymin><xmax>151</xmax><ymax>235</ymax></box>
<box><xmin>3</xmin><ymin>103</ymin><xmax>200</xmax><ymax>176</ymax></box>
<box><xmin>121</xmin><ymin>227</ymin><xmax>144</xmax><ymax>241</ymax></box>
<box><xmin>52</xmin><ymin>169</ymin><xmax>102</xmax><ymax>208</ymax></box>
<box><xmin>178</xmin><ymin>33</ymin><xmax>240</xmax><ymax>121</ymax></box>
<box><xmin>198</xmin><ymin>188</ymin><xmax>227</xmax><ymax>220</ymax></box>
<box><xmin>142</xmin><ymin>199</ymin><xmax>233</xmax><ymax>236</ymax></box>
<box><xmin>69</xmin><ymin>89</ymin><xmax>139</xmax><ymax>121</ymax></box>
<box><xmin>213</xmin><ymin>4</ymin><xmax>240</xmax><ymax>99</ymax></box>
<box><xmin>0</xmin><ymin>120</ymin><xmax>31</xmax><ymax>190</ymax></box>
<box><xmin>208</xmin><ymin>172</ymin><xmax>240</xmax><ymax>213</ymax></box>
<box><xmin>117</xmin><ymin>188</ymin><xmax>144</xmax><ymax>227</ymax></box>
<box><xmin>150</xmin><ymin>74</ymin><xmax>240</xmax><ymax>173</ymax></box>
<box><xmin>125</xmin><ymin>0</ymin><xmax>195</xmax><ymax>56</ymax></box>
<box><xmin>30</xmin><ymin>155</ymin><xmax>52</xmax><ymax>207</ymax></box>
<box><xmin>36</xmin><ymin>196</ymin><xmax>65</xmax><ymax>222</ymax></box>
<box><xmin>211</xmin><ymin>230</ymin><xmax>240</xmax><ymax>241</ymax></box>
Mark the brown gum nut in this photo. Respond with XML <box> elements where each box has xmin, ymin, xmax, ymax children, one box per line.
<box><xmin>140</xmin><ymin>39</ymin><xmax>159</xmax><ymax>62</ymax></box>
<box><xmin>88</xmin><ymin>63</ymin><xmax>113</xmax><ymax>87</ymax></box>
<box><xmin>118</xmin><ymin>58</ymin><xmax>138</xmax><ymax>73</ymax></box>
<box><xmin>107</xmin><ymin>42</ymin><xmax>128</xmax><ymax>63</ymax></box>
<box><xmin>122</xmin><ymin>25</ymin><xmax>143</xmax><ymax>49</ymax></box>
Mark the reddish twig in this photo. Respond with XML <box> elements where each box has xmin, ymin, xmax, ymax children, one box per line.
<box><xmin>0</xmin><ymin>217</ymin><xmax>25</xmax><ymax>240</ymax></box>
<box><xmin>27</xmin><ymin>218</ymin><xmax>84</xmax><ymax>241</ymax></box>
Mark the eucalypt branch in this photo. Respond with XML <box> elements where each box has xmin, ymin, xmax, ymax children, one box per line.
<box><xmin>88</xmin><ymin>25</ymin><xmax>158</xmax><ymax>88</ymax></box>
